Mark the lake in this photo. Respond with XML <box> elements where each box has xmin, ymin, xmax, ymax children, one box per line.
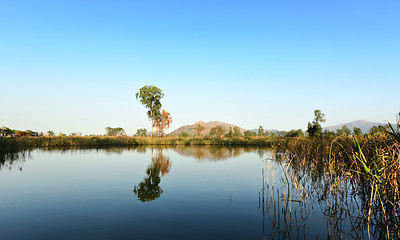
<box><xmin>0</xmin><ymin>146</ymin><xmax>377</xmax><ymax>239</ymax></box>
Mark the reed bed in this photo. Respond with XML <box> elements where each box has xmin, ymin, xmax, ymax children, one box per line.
<box><xmin>273</xmin><ymin>135</ymin><xmax>400</xmax><ymax>239</ymax></box>
<box><xmin>0</xmin><ymin>136</ymin><xmax>280</xmax><ymax>152</ymax></box>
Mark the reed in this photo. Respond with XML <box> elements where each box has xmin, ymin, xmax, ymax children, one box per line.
<box><xmin>275</xmin><ymin>135</ymin><xmax>400</xmax><ymax>239</ymax></box>
<box><xmin>0</xmin><ymin>136</ymin><xmax>281</xmax><ymax>152</ymax></box>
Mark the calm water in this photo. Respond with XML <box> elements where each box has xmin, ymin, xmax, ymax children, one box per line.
<box><xmin>0</xmin><ymin>147</ymin><xmax>371</xmax><ymax>239</ymax></box>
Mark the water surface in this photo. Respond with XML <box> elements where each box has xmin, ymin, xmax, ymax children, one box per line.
<box><xmin>0</xmin><ymin>147</ymin><xmax>372</xmax><ymax>239</ymax></box>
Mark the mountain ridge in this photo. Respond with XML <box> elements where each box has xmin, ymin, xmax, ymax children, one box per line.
<box><xmin>169</xmin><ymin>121</ymin><xmax>246</xmax><ymax>136</ymax></box>
<box><xmin>322</xmin><ymin>120</ymin><xmax>388</xmax><ymax>134</ymax></box>
<box><xmin>169</xmin><ymin>119</ymin><xmax>392</xmax><ymax>136</ymax></box>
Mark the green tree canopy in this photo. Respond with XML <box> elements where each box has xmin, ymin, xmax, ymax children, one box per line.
<box><xmin>135</xmin><ymin>128</ymin><xmax>148</xmax><ymax>137</ymax></box>
<box><xmin>226</xmin><ymin>127</ymin><xmax>233</xmax><ymax>138</ymax></box>
<box><xmin>1</xmin><ymin>126</ymin><xmax>14</xmax><ymax>137</ymax></box>
<box><xmin>209</xmin><ymin>126</ymin><xmax>226</xmax><ymax>138</ymax></box>
<box><xmin>306</xmin><ymin>109</ymin><xmax>325</xmax><ymax>137</ymax></box>
<box><xmin>353</xmin><ymin>127</ymin><xmax>363</xmax><ymax>136</ymax></box>
<box><xmin>258</xmin><ymin>126</ymin><xmax>264</xmax><ymax>136</ymax></box>
<box><xmin>369</xmin><ymin>125</ymin><xmax>387</xmax><ymax>136</ymax></box>
<box><xmin>341</xmin><ymin>125</ymin><xmax>351</xmax><ymax>136</ymax></box>
<box><xmin>178</xmin><ymin>131</ymin><xmax>189</xmax><ymax>137</ymax></box>
<box><xmin>233</xmin><ymin>126</ymin><xmax>242</xmax><ymax>137</ymax></box>
<box><xmin>47</xmin><ymin>130</ymin><xmax>55</xmax><ymax>136</ymax></box>
<box><xmin>194</xmin><ymin>124</ymin><xmax>205</xmax><ymax>137</ymax></box>
<box><xmin>136</xmin><ymin>85</ymin><xmax>164</xmax><ymax>136</ymax></box>
<box><xmin>286</xmin><ymin>129</ymin><xmax>304</xmax><ymax>137</ymax></box>
<box><xmin>322</xmin><ymin>130</ymin><xmax>336</xmax><ymax>138</ymax></box>
<box><xmin>244</xmin><ymin>130</ymin><xmax>257</xmax><ymax>137</ymax></box>
<box><xmin>133</xmin><ymin>165</ymin><xmax>163</xmax><ymax>202</ymax></box>
<box><xmin>105</xmin><ymin>127</ymin><xmax>126</xmax><ymax>136</ymax></box>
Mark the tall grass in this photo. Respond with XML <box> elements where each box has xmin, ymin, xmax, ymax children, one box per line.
<box><xmin>274</xmin><ymin>134</ymin><xmax>400</xmax><ymax>239</ymax></box>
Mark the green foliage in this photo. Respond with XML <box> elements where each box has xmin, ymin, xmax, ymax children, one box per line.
<box><xmin>322</xmin><ymin>130</ymin><xmax>336</xmax><ymax>138</ymax></box>
<box><xmin>342</xmin><ymin>125</ymin><xmax>351</xmax><ymax>135</ymax></box>
<box><xmin>337</xmin><ymin>125</ymin><xmax>351</xmax><ymax>136</ymax></box>
<box><xmin>258</xmin><ymin>126</ymin><xmax>264</xmax><ymax>136</ymax></box>
<box><xmin>194</xmin><ymin>124</ymin><xmax>205</xmax><ymax>136</ymax></box>
<box><xmin>105</xmin><ymin>127</ymin><xmax>126</xmax><ymax>136</ymax></box>
<box><xmin>178</xmin><ymin>131</ymin><xmax>189</xmax><ymax>137</ymax></box>
<box><xmin>306</xmin><ymin>109</ymin><xmax>325</xmax><ymax>137</ymax></box>
<box><xmin>353</xmin><ymin>127</ymin><xmax>363</xmax><ymax>136</ymax></box>
<box><xmin>233</xmin><ymin>126</ymin><xmax>242</xmax><ymax>137</ymax></box>
<box><xmin>286</xmin><ymin>129</ymin><xmax>304</xmax><ymax>137</ymax></box>
<box><xmin>133</xmin><ymin>165</ymin><xmax>162</xmax><ymax>202</ymax></box>
<box><xmin>47</xmin><ymin>130</ymin><xmax>55</xmax><ymax>136</ymax></box>
<box><xmin>226</xmin><ymin>127</ymin><xmax>233</xmax><ymax>138</ymax></box>
<box><xmin>369</xmin><ymin>125</ymin><xmax>387</xmax><ymax>136</ymax></box>
<box><xmin>276</xmin><ymin>131</ymin><xmax>287</xmax><ymax>137</ymax></box>
<box><xmin>135</xmin><ymin>85</ymin><xmax>164</xmax><ymax>136</ymax></box>
<box><xmin>225</xmin><ymin>126</ymin><xmax>242</xmax><ymax>138</ymax></box>
<box><xmin>135</xmin><ymin>128</ymin><xmax>148</xmax><ymax>137</ymax></box>
<box><xmin>0</xmin><ymin>126</ymin><xmax>14</xmax><ymax>137</ymax></box>
<box><xmin>209</xmin><ymin>126</ymin><xmax>226</xmax><ymax>138</ymax></box>
<box><xmin>244</xmin><ymin>130</ymin><xmax>257</xmax><ymax>137</ymax></box>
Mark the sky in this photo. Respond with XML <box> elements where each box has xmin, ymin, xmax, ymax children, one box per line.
<box><xmin>1</xmin><ymin>0</ymin><xmax>399</xmax><ymax>135</ymax></box>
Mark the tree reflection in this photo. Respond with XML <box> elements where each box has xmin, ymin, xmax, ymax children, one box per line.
<box><xmin>133</xmin><ymin>164</ymin><xmax>163</xmax><ymax>202</ymax></box>
<box><xmin>133</xmin><ymin>148</ymin><xmax>171</xmax><ymax>202</ymax></box>
<box><xmin>0</xmin><ymin>150</ymin><xmax>30</xmax><ymax>171</ymax></box>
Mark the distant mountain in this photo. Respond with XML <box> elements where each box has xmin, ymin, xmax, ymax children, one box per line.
<box><xmin>172</xmin><ymin>146</ymin><xmax>249</xmax><ymax>161</ymax></box>
<box><xmin>250</xmin><ymin>128</ymin><xmax>278</xmax><ymax>133</ymax></box>
<box><xmin>169</xmin><ymin>121</ymin><xmax>246</xmax><ymax>136</ymax></box>
<box><xmin>323</xmin><ymin>120</ymin><xmax>387</xmax><ymax>134</ymax></box>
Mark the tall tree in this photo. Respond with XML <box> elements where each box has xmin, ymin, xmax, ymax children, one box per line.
<box><xmin>155</xmin><ymin>109</ymin><xmax>172</xmax><ymax>137</ymax></box>
<box><xmin>258</xmin><ymin>126</ymin><xmax>264</xmax><ymax>136</ymax></box>
<box><xmin>209</xmin><ymin>126</ymin><xmax>226</xmax><ymax>138</ymax></box>
<box><xmin>194</xmin><ymin>123</ymin><xmax>205</xmax><ymax>137</ymax></box>
<box><xmin>233</xmin><ymin>126</ymin><xmax>242</xmax><ymax>137</ymax></box>
<box><xmin>133</xmin><ymin>164</ymin><xmax>162</xmax><ymax>202</ymax></box>
<box><xmin>136</xmin><ymin>85</ymin><xmax>164</xmax><ymax>136</ymax></box>
<box><xmin>133</xmin><ymin>149</ymin><xmax>170</xmax><ymax>202</ymax></box>
<box><xmin>306</xmin><ymin>109</ymin><xmax>325</xmax><ymax>137</ymax></box>
<box><xmin>341</xmin><ymin>125</ymin><xmax>351</xmax><ymax>136</ymax></box>
<box><xmin>353</xmin><ymin>127</ymin><xmax>363</xmax><ymax>136</ymax></box>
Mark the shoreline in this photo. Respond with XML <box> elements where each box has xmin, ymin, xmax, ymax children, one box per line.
<box><xmin>0</xmin><ymin>136</ymin><xmax>284</xmax><ymax>152</ymax></box>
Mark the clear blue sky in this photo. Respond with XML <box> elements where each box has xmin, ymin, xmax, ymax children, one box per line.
<box><xmin>1</xmin><ymin>0</ymin><xmax>399</xmax><ymax>135</ymax></box>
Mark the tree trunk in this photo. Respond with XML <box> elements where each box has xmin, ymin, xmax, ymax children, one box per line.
<box><xmin>151</xmin><ymin>108</ymin><xmax>153</xmax><ymax>137</ymax></box>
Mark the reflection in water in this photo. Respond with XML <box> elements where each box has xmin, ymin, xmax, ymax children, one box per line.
<box><xmin>133</xmin><ymin>148</ymin><xmax>171</xmax><ymax>202</ymax></box>
<box><xmin>258</xmin><ymin>158</ymin><xmax>313</xmax><ymax>239</ymax></box>
<box><xmin>257</xmin><ymin>151</ymin><xmax>400</xmax><ymax>239</ymax></box>
<box><xmin>3</xmin><ymin>146</ymin><xmax>396</xmax><ymax>238</ymax></box>
<box><xmin>172</xmin><ymin>145</ymin><xmax>257</xmax><ymax>161</ymax></box>
<box><xmin>0</xmin><ymin>150</ymin><xmax>30</xmax><ymax>172</ymax></box>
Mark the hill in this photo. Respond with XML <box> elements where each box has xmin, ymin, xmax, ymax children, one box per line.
<box><xmin>323</xmin><ymin>120</ymin><xmax>387</xmax><ymax>134</ymax></box>
<box><xmin>169</xmin><ymin>121</ymin><xmax>246</xmax><ymax>136</ymax></box>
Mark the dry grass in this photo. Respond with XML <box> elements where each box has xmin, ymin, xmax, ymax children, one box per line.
<box><xmin>274</xmin><ymin>135</ymin><xmax>400</xmax><ymax>239</ymax></box>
